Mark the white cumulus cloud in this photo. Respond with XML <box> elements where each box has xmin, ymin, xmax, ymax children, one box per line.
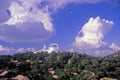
<box><xmin>0</xmin><ymin>0</ymin><xmax>54</xmax><ymax>43</ymax></box>
<box><xmin>73</xmin><ymin>16</ymin><xmax>114</xmax><ymax>51</ymax></box>
<box><xmin>4</xmin><ymin>0</ymin><xmax>54</xmax><ymax>32</ymax></box>
<box><xmin>109</xmin><ymin>43</ymin><xmax>120</xmax><ymax>51</ymax></box>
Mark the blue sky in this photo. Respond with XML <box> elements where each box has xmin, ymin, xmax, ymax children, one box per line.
<box><xmin>0</xmin><ymin>0</ymin><xmax>120</xmax><ymax>56</ymax></box>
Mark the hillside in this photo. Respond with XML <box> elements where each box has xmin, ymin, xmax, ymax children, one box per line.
<box><xmin>0</xmin><ymin>51</ymin><xmax>120</xmax><ymax>80</ymax></box>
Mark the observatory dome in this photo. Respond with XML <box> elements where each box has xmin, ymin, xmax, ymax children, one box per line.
<box><xmin>48</xmin><ymin>43</ymin><xmax>59</xmax><ymax>53</ymax></box>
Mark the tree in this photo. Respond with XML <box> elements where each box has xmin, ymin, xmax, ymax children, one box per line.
<box><xmin>17</xmin><ymin>62</ymin><xmax>31</xmax><ymax>74</ymax></box>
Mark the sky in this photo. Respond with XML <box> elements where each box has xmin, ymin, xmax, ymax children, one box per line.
<box><xmin>0</xmin><ymin>0</ymin><xmax>120</xmax><ymax>56</ymax></box>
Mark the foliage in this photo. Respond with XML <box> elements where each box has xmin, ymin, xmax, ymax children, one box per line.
<box><xmin>0</xmin><ymin>51</ymin><xmax>120</xmax><ymax>79</ymax></box>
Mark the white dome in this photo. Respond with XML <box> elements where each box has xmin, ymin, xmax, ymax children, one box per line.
<box><xmin>48</xmin><ymin>43</ymin><xmax>59</xmax><ymax>53</ymax></box>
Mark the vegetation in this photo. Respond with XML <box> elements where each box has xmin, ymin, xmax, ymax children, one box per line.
<box><xmin>0</xmin><ymin>51</ymin><xmax>120</xmax><ymax>80</ymax></box>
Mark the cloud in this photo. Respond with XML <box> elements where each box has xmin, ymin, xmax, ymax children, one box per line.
<box><xmin>0</xmin><ymin>45</ymin><xmax>35</xmax><ymax>55</ymax></box>
<box><xmin>0</xmin><ymin>0</ymin><xmax>105</xmax><ymax>45</ymax></box>
<box><xmin>0</xmin><ymin>22</ymin><xmax>53</xmax><ymax>42</ymax></box>
<box><xmin>72</xmin><ymin>16</ymin><xmax>114</xmax><ymax>56</ymax></box>
<box><xmin>5</xmin><ymin>0</ymin><xmax>54</xmax><ymax>32</ymax></box>
<box><xmin>47</xmin><ymin>0</ymin><xmax>102</xmax><ymax>12</ymax></box>
<box><xmin>0</xmin><ymin>0</ymin><xmax>12</xmax><ymax>23</ymax></box>
<box><xmin>0</xmin><ymin>0</ymin><xmax>54</xmax><ymax>43</ymax></box>
<box><xmin>94</xmin><ymin>49</ymin><xmax>114</xmax><ymax>56</ymax></box>
<box><xmin>73</xmin><ymin>16</ymin><xmax>114</xmax><ymax>49</ymax></box>
<box><xmin>0</xmin><ymin>0</ymin><xmax>103</xmax><ymax>43</ymax></box>
<box><xmin>0</xmin><ymin>45</ymin><xmax>10</xmax><ymax>54</ymax></box>
<box><xmin>109</xmin><ymin>43</ymin><xmax>120</xmax><ymax>51</ymax></box>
